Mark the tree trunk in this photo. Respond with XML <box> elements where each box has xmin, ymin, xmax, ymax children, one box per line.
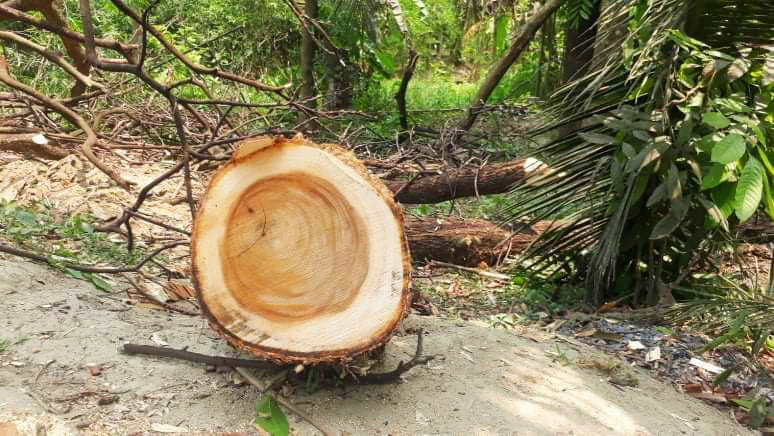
<box><xmin>406</xmin><ymin>215</ymin><xmax>510</xmax><ymax>266</ymax></box>
<box><xmin>456</xmin><ymin>0</ymin><xmax>565</xmax><ymax>134</ymax></box>
<box><xmin>298</xmin><ymin>0</ymin><xmax>318</xmax><ymax>122</ymax></box>
<box><xmin>383</xmin><ymin>158</ymin><xmax>553</xmax><ymax>204</ymax></box>
<box><xmin>561</xmin><ymin>0</ymin><xmax>601</xmax><ymax>83</ymax></box>
<box><xmin>324</xmin><ymin>50</ymin><xmax>355</xmax><ymax>110</ymax></box>
<box><xmin>405</xmin><ymin>216</ymin><xmax>557</xmax><ymax>266</ymax></box>
<box><xmin>193</xmin><ymin>135</ymin><xmax>410</xmax><ymax>364</ymax></box>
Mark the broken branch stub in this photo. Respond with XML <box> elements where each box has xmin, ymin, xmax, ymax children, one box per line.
<box><xmin>193</xmin><ymin>135</ymin><xmax>411</xmax><ymax>364</ymax></box>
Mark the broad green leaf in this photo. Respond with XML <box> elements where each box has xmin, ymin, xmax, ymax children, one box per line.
<box><xmin>255</xmin><ymin>394</ymin><xmax>289</xmax><ymax>436</ymax></box>
<box><xmin>650</xmin><ymin>198</ymin><xmax>690</xmax><ymax>240</ymax></box>
<box><xmin>646</xmin><ymin>183</ymin><xmax>667</xmax><ymax>207</ymax></box>
<box><xmin>15</xmin><ymin>210</ymin><xmax>37</xmax><ymax>226</ymax></box>
<box><xmin>64</xmin><ymin>268</ymin><xmax>85</xmax><ymax>280</ymax></box>
<box><xmin>698</xmin><ymin>132</ymin><xmax>723</xmax><ymax>152</ymax></box>
<box><xmin>703</xmin><ymin>112</ymin><xmax>730</xmax><ymax>130</ymax></box>
<box><xmin>716</xmin><ymin>98</ymin><xmax>752</xmax><ymax>113</ymax></box>
<box><xmin>621</xmin><ymin>142</ymin><xmax>637</xmax><ymax>159</ymax></box>
<box><xmin>495</xmin><ymin>15</ymin><xmax>508</xmax><ymax>54</ymax></box>
<box><xmin>698</xmin><ymin>197</ymin><xmax>728</xmax><ymax>231</ymax></box>
<box><xmin>749</xmin><ymin>397</ymin><xmax>768</xmax><ymax>429</ymax></box>
<box><xmin>712</xmin><ymin>183</ymin><xmax>736</xmax><ymax>219</ymax></box>
<box><xmin>734</xmin><ymin>157</ymin><xmax>764</xmax><ymax>222</ymax></box>
<box><xmin>578</xmin><ymin>132</ymin><xmax>616</xmax><ymax>145</ymax></box>
<box><xmin>712</xmin><ymin>367</ymin><xmax>735</xmax><ymax>386</ymax></box>
<box><xmin>88</xmin><ymin>274</ymin><xmax>113</xmax><ymax>292</ymax></box>
<box><xmin>701</xmin><ymin>164</ymin><xmax>727</xmax><ymax>190</ymax></box>
<box><xmin>762</xmin><ymin>171</ymin><xmax>774</xmax><ymax>221</ymax></box>
<box><xmin>632</xmin><ymin>130</ymin><xmax>650</xmax><ymax>142</ymax></box>
<box><xmin>675</xmin><ymin>118</ymin><xmax>694</xmax><ymax>146</ymax></box>
<box><xmin>666</xmin><ymin>164</ymin><xmax>682</xmax><ymax>200</ymax></box>
<box><xmin>631</xmin><ymin>173</ymin><xmax>650</xmax><ymax>204</ymax></box>
<box><xmin>711</xmin><ymin>134</ymin><xmax>746</xmax><ymax>164</ymax></box>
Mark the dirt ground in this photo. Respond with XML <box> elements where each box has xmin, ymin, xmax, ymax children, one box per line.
<box><xmin>0</xmin><ymin>256</ymin><xmax>757</xmax><ymax>436</ymax></box>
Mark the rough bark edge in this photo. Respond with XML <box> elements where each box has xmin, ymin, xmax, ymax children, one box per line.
<box><xmin>192</xmin><ymin>134</ymin><xmax>412</xmax><ymax>364</ymax></box>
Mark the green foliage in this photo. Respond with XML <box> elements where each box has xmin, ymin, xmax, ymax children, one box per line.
<box><xmin>0</xmin><ymin>200</ymin><xmax>155</xmax><ymax>291</ymax></box>
<box><xmin>564</xmin><ymin>0</ymin><xmax>598</xmax><ymax>30</ymax></box>
<box><xmin>0</xmin><ymin>338</ymin><xmax>10</xmax><ymax>353</ymax></box>
<box><xmin>255</xmin><ymin>394</ymin><xmax>289</xmax><ymax>436</ymax></box>
<box><xmin>503</xmin><ymin>0</ymin><xmax>774</xmax><ymax>306</ymax></box>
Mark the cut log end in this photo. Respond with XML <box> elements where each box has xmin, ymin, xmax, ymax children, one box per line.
<box><xmin>193</xmin><ymin>135</ymin><xmax>411</xmax><ymax>364</ymax></box>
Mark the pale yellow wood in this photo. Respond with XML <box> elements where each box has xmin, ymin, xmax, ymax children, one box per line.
<box><xmin>193</xmin><ymin>135</ymin><xmax>410</xmax><ymax>363</ymax></box>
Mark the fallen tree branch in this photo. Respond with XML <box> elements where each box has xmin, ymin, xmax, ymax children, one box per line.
<box><xmin>0</xmin><ymin>241</ymin><xmax>187</xmax><ymax>273</ymax></box>
<box><xmin>355</xmin><ymin>329</ymin><xmax>434</xmax><ymax>385</ymax></box>
<box><xmin>0</xmin><ymin>55</ymin><xmax>132</xmax><ymax>189</ymax></box>
<box><xmin>121</xmin><ymin>343</ymin><xmax>278</xmax><ymax>369</ymax></box>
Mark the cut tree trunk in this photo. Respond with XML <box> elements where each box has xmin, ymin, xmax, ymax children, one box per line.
<box><xmin>384</xmin><ymin>158</ymin><xmax>552</xmax><ymax>204</ymax></box>
<box><xmin>192</xmin><ymin>135</ymin><xmax>411</xmax><ymax>364</ymax></box>
<box><xmin>0</xmin><ymin>133</ymin><xmax>69</xmax><ymax>159</ymax></box>
<box><xmin>405</xmin><ymin>216</ymin><xmax>554</xmax><ymax>267</ymax></box>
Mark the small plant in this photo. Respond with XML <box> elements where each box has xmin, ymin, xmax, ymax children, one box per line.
<box><xmin>0</xmin><ymin>200</ymin><xmax>161</xmax><ymax>291</ymax></box>
<box><xmin>0</xmin><ymin>338</ymin><xmax>10</xmax><ymax>353</ymax></box>
<box><xmin>255</xmin><ymin>394</ymin><xmax>289</xmax><ymax>436</ymax></box>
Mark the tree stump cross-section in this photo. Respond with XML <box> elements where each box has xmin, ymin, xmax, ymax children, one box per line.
<box><xmin>193</xmin><ymin>135</ymin><xmax>411</xmax><ymax>364</ymax></box>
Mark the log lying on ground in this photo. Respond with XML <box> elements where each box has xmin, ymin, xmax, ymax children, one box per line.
<box><xmin>383</xmin><ymin>158</ymin><xmax>552</xmax><ymax>204</ymax></box>
<box><xmin>193</xmin><ymin>135</ymin><xmax>411</xmax><ymax>364</ymax></box>
<box><xmin>0</xmin><ymin>133</ymin><xmax>68</xmax><ymax>159</ymax></box>
<box><xmin>405</xmin><ymin>216</ymin><xmax>552</xmax><ymax>267</ymax></box>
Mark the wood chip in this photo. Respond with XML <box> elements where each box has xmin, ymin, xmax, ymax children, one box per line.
<box><xmin>689</xmin><ymin>358</ymin><xmax>724</xmax><ymax>374</ymax></box>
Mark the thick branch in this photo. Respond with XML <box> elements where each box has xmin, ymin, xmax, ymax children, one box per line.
<box><xmin>0</xmin><ymin>30</ymin><xmax>99</xmax><ymax>91</ymax></box>
<box><xmin>108</xmin><ymin>0</ymin><xmax>286</xmax><ymax>94</ymax></box>
<box><xmin>457</xmin><ymin>0</ymin><xmax>565</xmax><ymax>133</ymax></box>
<box><xmin>395</xmin><ymin>49</ymin><xmax>419</xmax><ymax>136</ymax></box>
<box><xmin>0</xmin><ymin>56</ymin><xmax>131</xmax><ymax>189</ymax></box>
<box><xmin>122</xmin><ymin>344</ymin><xmax>277</xmax><ymax>369</ymax></box>
<box><xmin>384</xmin><ymin>159</ymin><xmax>528</xmax><ymax>204</ymax></box>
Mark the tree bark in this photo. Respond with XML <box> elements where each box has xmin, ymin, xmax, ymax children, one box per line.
<box><xmin>561</xmin><ymin>0</ymin><xmax>601</xmax><ymax>83</ymax></box>
<box><xmin>383</xmin><ymin>159</ymin><xmax>534</xmax><ymax>204</ymax></box>
<box><xmin>395</xmin><ymin>49</ymin><xmax>419</xmax><ymax>139</ymax></box>
<box><xmin>298</xmin><ymin>0</ymin><xmax>319</xmax><ymax>122</ymax></box>
<box><xmin>405</xmin><ymin>216</ymin><xmax>556</xmax><ymax>266</ymax></box>
<box><xmin>0</xmin><ymin>133</ymin><xmax>69</xmax><ymax>159</ymax></box>
<box><xmin>193</xmin><ymin>136</ymin><xmax>410</xmax><ymax>364</ymax></box>
<box><xmin>457</xmin><ymin>0</ymin><xmax>565</xmax><ymax>134</ymax></box>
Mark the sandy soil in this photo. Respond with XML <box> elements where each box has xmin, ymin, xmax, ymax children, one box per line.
<box><xmin>0</xmin><ymin>256</ymin><xmax>756</xmax><ymax>436</ymax></box>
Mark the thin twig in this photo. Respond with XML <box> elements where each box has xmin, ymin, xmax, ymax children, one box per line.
<box><xmin>121</xmin><ymin>344</ymin><xmax>278</xmax><ymax>369</ymax></box>
<box><xmin>355</xmin><ymin>329</ymin><xmax>435</xmax><ymax>385</ymax></box>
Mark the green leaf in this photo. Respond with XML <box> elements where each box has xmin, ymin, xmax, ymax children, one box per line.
<box><xmin>698</xmin><ymin>133</ymin><xmax>723</xmax><ymax>152</ymax></box>
<box><xmin>64</xmin><ymin>268</ymin><xmax>85</xmax><ymax>280</ymax></box>
<box><xmin>255</xmin><ymin>394</ymin><xmax>289</xmax><ymax>436</ymax></box>
<box><xmin>762</xmin><ymin>174</ymin><xmax>774</xmax><ymax>221</ymax></box>
<box><xmin>712</xmin><ymin>183</ymin><xmax>736</xmax><ymax>219</ymax></box>
<box><xmin>650</xmin><ymin>198</ymin><xmax>690</xmax><ymax>240</ymax></box>
<box><xmin>87</xmin><ymin>274</ymin><xmax>113</xmax><ymax>292</ymax></box>
<box><xmin>578</xmin><ymin>132</ymin><xmax>616</xmax><ymax>145</ymax></box>
<box><xmin>703</xmin><ymin>112</ymin><xmax>730</xmax><ymax>130</ymax></box>
<box><xmin>701</xmin><ymin>164</ymin><xmax>727</xmax><ymax>190</ymax></box>
<box><xmin>712</xmin><ymin>367</ymin><xmax>735</xmax><ymax>386</ymax></box>
<box><xmin>711</xmin><ymin>134</ymin><xmax>746</xmax><ymax>164</ymax></box>
<box><xmin>734</xmin><ymin>157</ymin><xmax>764</xmax><ymax>222</ymax></box>
<box><xmin>15</xmin><ymin>210</ymin><xmax>37</xmax><ymax>227</ymax></box>
<box><xmin>646</xmin><ymin>183</ymin><xmax>667</xmax><ymax>207</ymax></box>
<box><xmin>699</xmin><ymin>197</ymin><xmax>728</xmax><ymax>231</ymax></box>
<box><xmin>749</xmin><ymin>397</ymin><xmax>769</xmax><ymax>429</ymax></box>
